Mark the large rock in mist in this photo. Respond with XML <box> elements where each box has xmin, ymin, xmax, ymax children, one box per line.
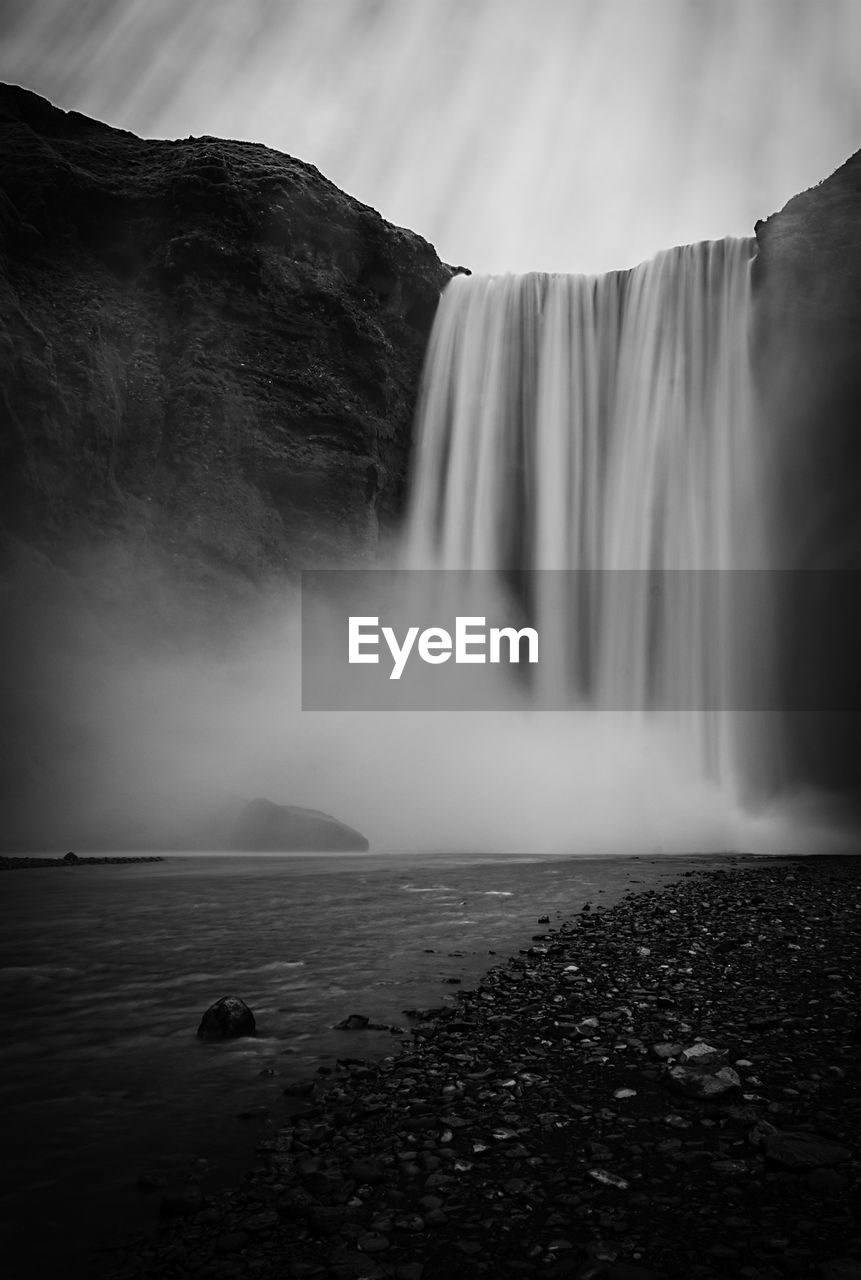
<box><xmin>231</xmin><ymin>797</ymin><xmax>369</xmax><ymax>852</ymax></box>
<box><xmin>0</xmin><ymin>82</ymin><xmax>453</xmax><ymax>580</ymax></box>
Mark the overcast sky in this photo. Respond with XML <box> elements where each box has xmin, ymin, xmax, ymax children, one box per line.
<box><xmin>2</xmin><ymin>0</ymin><xmax>859</xmax><ymax>272</ymax></box>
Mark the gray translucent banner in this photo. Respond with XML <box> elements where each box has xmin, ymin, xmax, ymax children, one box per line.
<box><xmin>301</xmin><ymin>569</ymin><xmax>859</xmax><ymax>712</ymax></box>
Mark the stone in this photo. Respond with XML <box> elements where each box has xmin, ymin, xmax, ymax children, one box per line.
<box><xmin>586</xmin><ymin>1169</ymin><xmax>629</xmax><ymax>1190</ymax></box>
<box><xmin>241</xmin><ymin>1210</ymin><xmax>278</xmax><ymax>1231</ymax></box>
<box><xmin>679</xmin><ymin>1042</ymin><xmax>724</xmax><ymax>1066</ymax></box>
<box><xmin>196</xmin><ymin>996</ymin><xmax>256</xmax><ymax>1040</ymax></box>
<box><xmin>651</xmin><ymin>1043</ymin><xmax>683</xmax><ymax>1060</ymax></box>
<box><xmin>236</xmin><ymin>1105</ymin><xmax>268</xmax><ymax>1120</ymax></box>
<box><xmin>328</xmin><ymin>1249</ymin><xmax>386</xmax><ymax>1280</ymax></box>
<box><xmin>604</xmin><ymin>1266</ymin><xmax>665</xmax><ymax>1280</ymax></box>
<box><xmin>308</xmin><ymin>1206</ymin><xmax>347</xmax><ymax>1237</ymax></box>
<box><xmin>160</xmin><ymin>1187</ymin><xmax>204</xmax><ymax>1217</ymax></box>
<box><xmin>667</xmin><ymin>1063</ymin><xmax>741</xmax><ymax>1099</ymax></box>
<box><xmin>762</xmin><ymin>1130</ymin><xmax>851</xmax><ymax>1169</ymax></box>
<box><xmin>747</xmin><ymin>1011</ymin><xmax>786</xmax><ymax>1029</ymax></box>
<box><xmin>217</xmin><ymin>1232</ymin><xmax>249</xmax><ymax>1254</ymax></box>
<box><xmin>357</xmin><ymin>1233</ymin><xmax>389</xmax><ymax>1254</ymax></box>
<box><xmin>335</xmin><ymin>1014</ymin><xmax>371</xmax><ymax>1030</ymax></box>
<box><xmin>283</xmin><ymin>1080</ymin><xmax>317</xmax><ymax>1097</ymax></box>
<box><xmin>349</xmin><ymin>1160</ymin><xmax>385</xmax><ymax>1185</ymax></box>
<box><xmin>806</xmin><ymin>1168</ymin><xmax>850</xmax><ymax>1197</ymax></box>
<box><xmin>819</xmin><ymin>1264</ymin><xmax>861</xmax><ymax>1280</ymax></box>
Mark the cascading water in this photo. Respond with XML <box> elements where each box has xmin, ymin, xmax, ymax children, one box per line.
<box><xmin>404</xmin><ymin>239</ymin><xmax>777</xmax><ymax>801</ymax></box>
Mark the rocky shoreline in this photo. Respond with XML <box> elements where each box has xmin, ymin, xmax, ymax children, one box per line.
<box><xmin>0</xmin><ymin>854</ymin><xmax>164</xmax><ymax>869</ymax></box>
<box><xmin>98</xmin><ymin>857</ymin><xmax>859</xmax><ymax>1280</ymax></box>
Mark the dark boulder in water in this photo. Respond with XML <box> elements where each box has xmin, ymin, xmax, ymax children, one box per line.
<box><xmin>334</xmin><ymin>1013</ymin><xmax>370</xmax><ymax>1030</ymax></box>
<box><xmin>159</xmin><ymin>1186</ymin><xmax>205</xmax><ymax>1217</ymax></box>
<box><xmin>197</xmin><ymin>996</ymin><xmax>256</xmax><ymax>1041</ymax></box>
<box><xmin>231</xmin><ymin>797</ymin><xmax>369</xmax><ymax>852</ymax></box>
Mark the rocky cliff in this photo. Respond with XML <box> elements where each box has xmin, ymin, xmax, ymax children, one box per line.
<box><xmin>0</xmin><ymin>82</ymin><xmax>453</xmax><ymax>591</ymax></box>
<box><xmin>752</xmin><ymin>151</ymin><xmax>860</xmax><ymax>803</ymax></box>
<box><xmin>2</xmin><ymin>82</ymin><xmax>856</xmax><ymax>596</ymax></box>
<box><xmin>752</xmin><ymin>149</ymin><xmax>860</xmax><ymax>574</ymax></box>
<box><xmin>0</xmin><ymin>83</ymin><xmax>455</xmax><ymax>851</ymax></box>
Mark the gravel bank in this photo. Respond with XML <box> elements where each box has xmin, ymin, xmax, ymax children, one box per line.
<box><xmin>0</xmin><ymin>856</ymin><xmax>164</xmax><ymax>869</ymax></box>
<box><xmin>99</xmin><ymin>857</ymin><xmax>859</xmax><ymax>1280</ymax></box>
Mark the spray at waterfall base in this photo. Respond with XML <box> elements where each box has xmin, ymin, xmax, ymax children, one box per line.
<box><xmin>301</xmin><ymin>562</ymin><xmax>858</xmax><ymax>854</ymax></box>
<box><xmin>6</xmin><ymin>240</ymin><xmax>857</xmax><ymax>856</ymax></box>
<box><xmin>302</xmin><ymin>239</ymin><xmax>858</xmax><ymax>850</ymax></box>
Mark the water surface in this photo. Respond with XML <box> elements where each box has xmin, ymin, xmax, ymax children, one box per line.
<box><xmin>0</xmin><ymin>849</ymin><xmax>746</xmax><ymax>1269</ymax></box>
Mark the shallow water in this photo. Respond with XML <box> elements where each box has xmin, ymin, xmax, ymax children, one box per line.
<box><xmin>0</xmin><ymin>849</ymin><xmax>746</xmax><ymax>1265</ymax></box>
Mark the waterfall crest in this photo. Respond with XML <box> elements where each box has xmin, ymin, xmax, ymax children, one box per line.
<box><xmin>404</xmin><ymin>240</ymin><xmax>776</xmax><ymax>795</ymax></box>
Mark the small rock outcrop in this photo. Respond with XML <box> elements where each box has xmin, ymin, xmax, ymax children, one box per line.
<box><xmin>334</xmin><ymin>1013</ymin><xmax>370</xmax><ymax>1030</ymax></box>
<box><xmin>756</xmin><ymin>1126</ymin><xmax>852</xmax><ymax>1170</ymax></box>
<box><xmin>231</xmin><ymin>797</ymin><xmax>369</xmax><ymax>852</ymax></box>
<box><xmin>196</xmin><ymin>996</ymin><xmax>256</xmax><ymax>1041</ymax></box>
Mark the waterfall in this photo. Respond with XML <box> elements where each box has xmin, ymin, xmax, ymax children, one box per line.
<box><xmin>404</xmin><ymin>239</ymin><xmax>776</xmax><ymax>798</ymax></box>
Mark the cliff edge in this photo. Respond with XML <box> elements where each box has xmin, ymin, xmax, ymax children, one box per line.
<box><xmin>0</xmin><ymin>82</ymin><xmax>452</xmax><ymax>584</ymax></box>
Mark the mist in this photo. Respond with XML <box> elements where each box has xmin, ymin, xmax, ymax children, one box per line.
<box><xmin>1</xmin><ymin>538</ymin><xmax>854</xmax><ymax>858</ymax></box>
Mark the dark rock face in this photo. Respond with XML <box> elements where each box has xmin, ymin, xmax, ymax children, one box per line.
<box><xmin>231</xmin><ymin>796</ymin><xmax>369</xmax><ymax>852</ymax></box>
<box><xmin>0</xmin><ymin>82</ymin><xmax>452</xmax><ymax>575</ymax></box>
<box><xmin>0</xmin><ymin>84</ymin><xmax>451</xmax><ymax>853</ymax></box>
<box><xmin>752</xmin><ymin>151</ymin><xmax>861</xmax><ymax>805</ymax></box>
<box><xmin>759</xmin><ymin>1127</ymin><xmax>852</xmax><ymax>1170</ymax></box>
<box><xmin>196</xmin><ymin>995</ymin><xmax>256</xmax><ymax>1041</ymax></box>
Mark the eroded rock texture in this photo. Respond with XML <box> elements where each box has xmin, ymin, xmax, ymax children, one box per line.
<box><xmin>0</xmin><ymin>82</ymin><xmax>452</xmax><ymax>581</ymax></box>
<box><xmin>752</xmin><ymin>151</ymin><xmax>861</xmax><ymax>803</ymax></box>
<box><xmin>0</xmin><ymin>83</ymin><xmax>454</xmax><ymax>851</ymax></box>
